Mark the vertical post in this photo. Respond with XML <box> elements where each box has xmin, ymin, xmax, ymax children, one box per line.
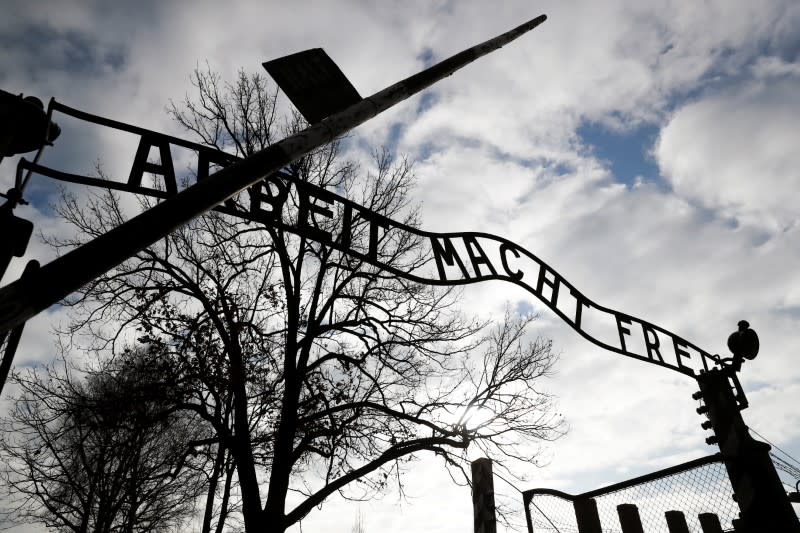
<box><xmin>573</xmin><ymin>497</ymin><xmax>601</xmax><ymax>533</ymax></box>
<box><xmin>471</xmin><ymin>458</ymin><xmax>496</xmax><ymax>533</ymax></box>
<box><xmin>0</xmin><ymin>260</ymin><xmax>39</xmax><ymax>396</ymax></box>
<box><xmin>664</xmin><ymin>510</ymin><xmax>690</xmax><ymax>533</ymax></box>
<box><xmin>522</xmin><ymin>492</ymin><xmax>535</xmax><ymax>533</ymax></box>
<box><xmin>695</xmin><ymin>369</ymin><xmax>800</xmax><ymax>532</ymax></box>
<box><xmin>698</xmin><ymin>513</ymin><xmax>724</xmax><ymax>533</ymax></box>
<box><xmin>617</xmin><ymin>503</ymin><xmax>644</xmax><ymax>533</ymax></box>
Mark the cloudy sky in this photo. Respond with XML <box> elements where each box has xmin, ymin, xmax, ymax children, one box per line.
<box><xmin>2</xmin><ymin>0</ymin><xmax>800</xmax><ymax>531</ymax></box>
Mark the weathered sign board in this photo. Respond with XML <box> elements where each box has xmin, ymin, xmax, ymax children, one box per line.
<box><xmin>20</xmin><ymin>101</ymin><xmax>722</xmax><ymax>377</ymax></box>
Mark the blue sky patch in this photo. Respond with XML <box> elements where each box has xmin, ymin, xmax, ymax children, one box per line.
<box><xmin>417</xmin><ymin>47</ymin><xmax>435</xmax><ymax>68</ymax></box>
<box><xmin>577</xmin><ymin>121</ymin><xmax>661</xmax><ymax>187</ymax></box>
<box><xmin>515</xmin><ymin>300</ymin><xmax>534</xmax><ymax>316</ymax></box>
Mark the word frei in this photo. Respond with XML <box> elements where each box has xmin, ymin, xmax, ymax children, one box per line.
<box><xmin>23</xmin><ymin>100</ymin><xmax>721</xmax><ymax>377</ymax></box>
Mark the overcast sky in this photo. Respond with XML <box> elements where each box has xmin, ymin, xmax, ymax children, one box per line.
<box><xmin>2</xmin><ymin>1</ymin><xmax>800</xmax><ymax>531</ymax></box>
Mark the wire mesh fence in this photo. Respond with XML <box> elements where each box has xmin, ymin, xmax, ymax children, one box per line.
<box><xmin>525</xmin><ymin>453</ymin><xmax>739</xmax><ymax>532</ymax></box>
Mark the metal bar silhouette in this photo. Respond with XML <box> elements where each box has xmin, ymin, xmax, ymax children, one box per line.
<box><xmin>698</xmin><ymin>513</ymin><xmax>723</xmax><ymax>533</ymax></box>
<box><xmin>471</xmin><ymin>458</ymin><xmax>497</xmax><ymax>533</ymax></box>
<box><xmin>0</xmin><ymin>260</ymin><xmax>38</xmax><ymax>396</ymax></box>
<box><xmin>664</xmin><ymin>510</ymin><xmax>690</xmax><ymax>533</ymax></box>
<box><xmin>573</xmin><ymin>498</ymin><xmax>602</xmax><ymax>533</ymax></box>
<box><xmin>0</xmin><ymin>14</ymin><xmax>547</xmax><ymax>334</ymax></box>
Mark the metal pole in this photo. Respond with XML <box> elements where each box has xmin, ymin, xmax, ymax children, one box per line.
<box><xmin>695</xmin><ymin>368</ymin><xmax>800</xmax><ymax>532</ymax></box>
<box><xmin>0</xmin><ymin>260</ymin><xmax>39</xmax><ymax>396</ymax></box>
<box><xmin>522</xmin><ymin>492</ymin><xmax>535</xmax><ymax>533</ymax></box>
<box><xmin>0</xmin><ymin>15</ymin><xmax>547</xmax><ymax>335</ymax></box>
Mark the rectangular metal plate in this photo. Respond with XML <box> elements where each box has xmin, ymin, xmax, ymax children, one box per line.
<box><xmin>263</xmin><ymin>48</ymin><xmax>361</xmax><ymax>124</ymax></box>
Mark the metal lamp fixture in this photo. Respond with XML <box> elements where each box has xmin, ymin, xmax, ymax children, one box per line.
<box><xmin>0</xmin><ymin>89</ymin><xmax>60</xmax><ymax>158</ymax></box>
<box><xmin>726</xmin><ymin>320</ymin><xmax>759</xmax><ymax>372</ymax></box>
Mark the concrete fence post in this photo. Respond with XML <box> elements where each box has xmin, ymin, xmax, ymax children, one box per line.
<box><xmin>617</xmin><ymin>503</ymin><xmax>644</xmax><ymax>533</ymax></box>
<box><xmin>471</xmin><ymin>458</ymin><xmax>496</xmax><ymax>533</ymax></box>
<box><xmin>573</xmin><ymin>498</ymin><xmax>601</xmax><ymax>533</ymax></box>
<box><xmin>698</xmin><ymin>513</ymin><xmax>724</xmax><ymax>533</ymax></box>
<box><xmin>664</xmin><ymin>510</ymin><xmax>690</xmax><ymax>533</ymax></box>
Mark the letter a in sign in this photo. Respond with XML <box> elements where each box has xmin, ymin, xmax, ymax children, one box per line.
<box><xmin>128</xmin><ymin>135</ymin><xmax>177</xmax><ymax>195</ymax></box>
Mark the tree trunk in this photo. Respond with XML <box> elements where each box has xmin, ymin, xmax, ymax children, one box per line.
<box><xmin>262</xmin><ymin>373</ymin><xmax>301</xmax><ymax>532</ymax></box>
<box><xmin>214</xmin><ymin>455</ymin><xmax>236</xmax><ymax>533</ymax></box>
<box><xmin>228</xmin><ymin>342</ymin><xmax>263</xmax><ymax>531</ymax></box>
<box><xmin>78</xmin><ymin>479</ymin><xmax>95</xmax><ymax>533</ymax></box>
<box><xmin>123</xmin><ymin>443</ymin><xmax>141</xmax><ymax>533</ymax></box>
<box><xmin>202</xmin><ymin>444</ymin><xmax>226</xmax><ymax>533</ymax></box>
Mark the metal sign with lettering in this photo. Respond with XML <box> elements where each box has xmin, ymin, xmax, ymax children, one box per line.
<box><xmin>17</xmin><ymin>101</ymin><xmax>722</xmax><ymax>378</ymax></box>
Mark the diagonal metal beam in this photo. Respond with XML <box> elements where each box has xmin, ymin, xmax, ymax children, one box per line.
<box><xmin>0</xmin><ymin>14</ymin><xmax>547</xmax><ymax>335</ymax></box>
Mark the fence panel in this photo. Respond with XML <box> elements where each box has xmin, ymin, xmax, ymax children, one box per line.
<box><xmin>525</xmin><ymin>454</ymin><xmax>739</xmax><ymax>533</ymax></box>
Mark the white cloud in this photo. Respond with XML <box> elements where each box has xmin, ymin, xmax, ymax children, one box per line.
<box><xmin>656</xmin><ymin>74</ymin><xmax>800</xmax><ymax>231</ymax></box>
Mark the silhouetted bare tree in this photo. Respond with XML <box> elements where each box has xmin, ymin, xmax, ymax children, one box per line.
<box><xmin>0</xmin><ymin>347</ymin><xmax>207</xmax><ymax>532</ymax></box>
<box><xmin>40</xmin><ymin>66</ymin><xmax>564</xmax><ymax>532</ymax></box>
